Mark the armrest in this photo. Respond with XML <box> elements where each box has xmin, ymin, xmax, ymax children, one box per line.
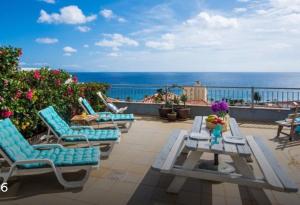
<box><xmin>71</xmin><ymin>125</ymin><xmax>94</xmax><ymax>130</ymax></box>
<box><xmin>32</xmin><ymin>144</ymin><xmax>64</xmax><ymax>150</ymax></box>
<box><xmin>60</xmin><ymin>135</ymin><xmax>91</xmax><ymax>147</ymax></box>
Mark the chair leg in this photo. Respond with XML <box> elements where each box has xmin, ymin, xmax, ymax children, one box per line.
<box><xmin>276</xmin><ymin>125</ymin><xmax>283</xmax><ymax>137</ymax></box>
<box><xmin>99</xmin><ymin>142</ymin><xmax>116</xmax><ymax>158</ymax></box>
<box><xmin>54</xmin><ymin>167</ymin><xmax>92</xmax><ymax>189</ymax></box>
<box><xmin>290</xmin><ymin>126</ymin><xmax>296</xmax><ymax>141</ymax></box>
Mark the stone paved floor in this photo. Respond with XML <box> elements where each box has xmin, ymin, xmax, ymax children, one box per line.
<box><xmin>1</xmin><ymin>116</ymin><xmax>300</xmax><ymax>205</ymax></box>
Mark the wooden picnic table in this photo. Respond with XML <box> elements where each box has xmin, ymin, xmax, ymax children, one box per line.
<box><xmin>152</xmin><ymin>116</ymin><xmax>298</xmax><ymax>205</ymax></box>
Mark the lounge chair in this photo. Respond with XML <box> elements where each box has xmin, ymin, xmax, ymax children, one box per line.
<box><xmin>38</xmin><ymin>106</ymin><xmax>120</xmax><ymax>157</ymax></box>
<box><xmin>276</xmin><ymin>102</ymin><xmax>300</xmax><ymax>140</ymax></box>
<box><xmin>0</xmin><ymin>118</ymin><xmax>100</xmax><ymax>188</ymax></box>
<box><xmin>78</xmin><ymin>97</ymin><xmax>134</xmax><ymax>132</ymax></box>
<box><xmin>97</xmin><ymin>91</ymin><xmax>128</xmax><ymax>114</ymax></box>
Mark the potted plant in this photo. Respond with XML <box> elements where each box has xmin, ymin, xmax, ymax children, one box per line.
<box><xmin>167</xmin><ymin>101</ymin><xmax>177</xmax><ymax>121</ymax></box>
<box><xmin>177</xmin><ymin>94</ymin><xmax>190</xmax><ymax>120</ymax></box>
<box><xmin>157</xmin><ymin>88</ymin><xmax>172</xmax><ymax>118</ymax></box>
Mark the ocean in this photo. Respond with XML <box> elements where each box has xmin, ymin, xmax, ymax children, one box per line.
<box><xmin>72</xmin><ymin>72</ymin><xmax>300</xmax><ymax>102</ymax></box>
<box><xmin>73</xmin><ymin>72</ymin><xmax>300</xmax><ymax>88</ymax></box>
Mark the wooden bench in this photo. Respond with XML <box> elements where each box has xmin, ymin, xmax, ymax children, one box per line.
<box><xmin>152</xmin><ymin>129</ymin><xmax>187</xmax><ymax>171</ymax></box>
<box><xmin>246</xmin><ymin>135</ymin><xmax>298</xmax><ymax>192</ymax></box>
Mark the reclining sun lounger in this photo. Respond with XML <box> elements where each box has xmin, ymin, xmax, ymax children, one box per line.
<box><xmin>0</xmin><ymin>118</ymin><xmax>100</xmax><ymax>188</ymax></box>
<box><xmin>78</xmin><ymin>97</ymin><xmax>134</xmax><ymax>132</ymax></box>
<box><xmin>97</xmin><ymin>91</ymin><xmax>128</xmax><ymax>114</ymax></box>
<box><xmin>38</xmin><ymin>106</ymin><xmax>120</xmax><ymax>157</ymax></box>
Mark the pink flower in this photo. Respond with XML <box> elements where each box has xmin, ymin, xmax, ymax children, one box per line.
<box><xmin>1</xmin><ymin>109</ymin><xmax>13</xmax><ymax>118</ymax></box>
<box><xmin>55</xmin><ymin>79</ymin><xmax>61</xmax><ymax>86</ymax></box>
<box><xmin>72</xmin><ymin>76</ymin><xmax>78</xmax><ymax>84</ymax></box>
<box><xmin>15</xmin><ymin>90</ymin><xmax>22</xmax><ymax>99</ymax></box>
<box><xmin>67</xmin><ymin>87</ymin><xmax>73</xmax><ymax>95</ymax></box>
<box><xmin>33</xmin><ymin>70</ymin><xmax>41</xmax><ymax>80</ymax></box>
<box><xmin>51</xmin><ymin>70</ymin><xmax>60</xmax><ymax>75</ymax></box>
<box><xmin>26</xmin><ymin>89</ymin><xmax>33</xmax><ymax>100</ymax></box>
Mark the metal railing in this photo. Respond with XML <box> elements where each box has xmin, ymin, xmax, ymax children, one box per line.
<box><xmin>107</xmin><ymin>84</ymin><xmax>300</xmax><ymax>108</ymax></box>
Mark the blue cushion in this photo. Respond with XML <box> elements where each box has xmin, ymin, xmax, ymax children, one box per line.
<box><xmin>96</xmin><ymin>112</ymin><xmax>135</xmax><ymax>122</ymax></box>
<box><xmin>296</xmin><ymin>126</ymin><xmax>300</xmax><ymax>134</ymax></box>
<box><xmin>0</xmin><ymin>119</ymin><xmax>100</xmax><ymax>169</ymax></box>
<box><xmin>39</xmin><ymin>106</ymin><xmax>120</xmax><ymax>141</ymax></box>
<box><xmin>62</xmin><ymin>129</ymin><xmax>120</xmax><ymax>142</ymax></box>
<box><xmin>81</xmin><ymin>99</ymin><xmax>96</xmax><ymax>115</ymax></box>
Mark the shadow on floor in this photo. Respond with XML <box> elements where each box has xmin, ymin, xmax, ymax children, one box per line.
<box><xmin>270</xmin><ymin>135</ymin><xmax>300</xmax><ymax>150</ymax></box>
<box><xmin>128</xmin><ymin>167</ymin><xmax>271</xmax><ymax>205</ymax></box>
<box><xmin>0</xmin><ymin>171</ymin><xmax>84</xmax><ymax>201</ymax></box>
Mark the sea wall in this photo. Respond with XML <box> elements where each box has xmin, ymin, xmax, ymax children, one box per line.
<box><xmin>113</xmin><ymin>102</ymin><xmax>291</xmax><ymax>122</ymax></box>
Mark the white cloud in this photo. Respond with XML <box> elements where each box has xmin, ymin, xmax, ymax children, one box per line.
<box><xmin>108</xmin><ymin>52</ymin><xmax>120</xmax><ymax>57</ymax></box>
<box><xmin>95</xmin><ymin>34</ymin><xmax>138</xmax><ymax>50</ymax></box>
<box><xmin>64</xmin><ymin>53</ymin><xmax>72</xmax><ymax>56</ymax></box>
<box><xmin>234</xmin><ymin>8</ymin><xmax>248</xmax><ymax>13</ymax></box>
<box><xmin>271</xmin><ymin>0</ymin><xmax>300</xmax><ymax>11</ymax></box>
<box><xmin>76</xmin><ymin>26</ymin><xmax>91</xmax><ymax>32</ymax></box>
<box><xmin>99</xmin><ymin>9</ymin><xmax>126</xmax><ymax>22</ymax></box>
<box><xmin>83</xmin><ymin>44</ymin><xmax>89</xmax><ymax>48</ymax></box>
<box><xmin>35</xmin><ymin>37</ymin><xmax>58</xmax><ymax>44</ymax></box>
<box><xmin>63</xmin><ymin>46</ymin><xmax>77</xmax><ymax>56</ymax></box>
<box><xmin>145</xmin><ymin>33</ymin><xmax>175</xmax><ymax>50</ymax></box>
<box><xmin>237</xmin><ymin>0</ymin><xmax>250</xmax><ymax>2</ymax></box>
<box><xmin>184</xmin><ymin>12</ymin><xmax>238</xmax><ymax>29</ymax></box>
<box><xmin>38</xmin><ymin>5</ymin><xmax>97</xmax><ymax>24</ymax></box>
<box><xmin>40</xmin><ymin>0</ymin><xmax>55</xmax><ymax>4</ymax></box>
<box><xmin>117</xmin><ymin>17</ymin><xmax>126</xmax><ymax>23</ymax></box>
<box><xmin>271</xmin><ymin>42</ymin><xmax>292</xmax><ymax>49</ymax></box>
<box><xmin>100</xmin><ymin>9</ymin><xmax>113</xmax><ymax>19</ymax></box>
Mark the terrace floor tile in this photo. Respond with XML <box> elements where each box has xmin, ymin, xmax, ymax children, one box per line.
<box><xmin>1</xmin><ymin>116</ymin><xmax>300</xmax><ymax>205</ymax></box>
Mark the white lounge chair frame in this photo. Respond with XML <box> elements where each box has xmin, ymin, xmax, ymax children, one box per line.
<box><xmin>97</xmin><ymin>91</ymin><xmax>128</xmax><ymax>114</ymax></box>
<box><xmin>78</xmin><ymin>97</ymin><xmax>133</xmax><ymax>133</ymax></box>
<box><xmin>0</xmin><ymin>144</ymin><xmax>98</xmax><ymax>189</ymax></box>
<box><xmin>38</xmin><ymin>111</ymin><xmax>120</xmax><ymax>158</ymax></box>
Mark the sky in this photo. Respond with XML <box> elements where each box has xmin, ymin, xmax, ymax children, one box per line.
<box><xmin>1</xmin><ymin>0</ymin><xmax>300</xmax><ymax>72</ymax></box>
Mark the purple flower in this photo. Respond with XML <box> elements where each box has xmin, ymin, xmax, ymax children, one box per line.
<box><xmin>219</xmin><ymin>100</ymin><xmax>228</xmax><ymax>112</ymax></box>
<box><xmin>211</xmin><ymin>100</ymin><xmax>229</xmax><ymax>115</ymax></box>
<box><xmin>211</xmin><ymin>102</ymin><xmax>220</xmax><ymax>113</ymax></box>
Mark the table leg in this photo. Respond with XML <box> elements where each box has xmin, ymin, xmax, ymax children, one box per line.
<box><xmin>214</xmin><ymin>154</ymin><xmax>219</xmax><ymax>165</ymax></box>
<box><xmin>276</xmin><ymin>125</ymin><xmax>283</xmax><ymax>137</ymax></box>
<box><xmin>167</xmin><ymin>151</ymin><xmax>203</xmax><ymax>194</ymax></box>
<box><xmin>231</xmin><ymin>156</ymin><xmax>271</xmax><ymax>205</ymax></box>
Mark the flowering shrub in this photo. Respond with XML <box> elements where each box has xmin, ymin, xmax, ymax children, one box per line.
<box><xmin>0</xmin><ymin>46</ymin><xmax>108</xmax><ymax>137</ymax></box>
<box><xmin>211</xmin><ymin>100</ymin><xmax>229</xmax><ymax>118</ymax></box>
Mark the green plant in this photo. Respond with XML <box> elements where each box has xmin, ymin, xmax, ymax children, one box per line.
<box><xmin>173</xmin><ymin>96</ymin><xmax>180</xmax><ymax>105</ymax></box>
<box><xmin>0</xmin><ymin>46</ymin><xmax>108</xmax><ymax>137</ymax></box>
<box><xmin>180</xmin><ymin>94</ymin><xmax>188</xmax><ymax>107</ymax></box>
<box><xmin>165</xmin><ymin>100</ymin><xmax>172</xmax><ymax>108</ymax></box>
<box><xmin>253</xmin><ymin>91</ymin><xmax>262</xmax><ymax>104</ymax></box>
<box><xmin>126</xmin><ymin>96</ymin><xmax>131</xmax><ymax>102</ymax></box>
